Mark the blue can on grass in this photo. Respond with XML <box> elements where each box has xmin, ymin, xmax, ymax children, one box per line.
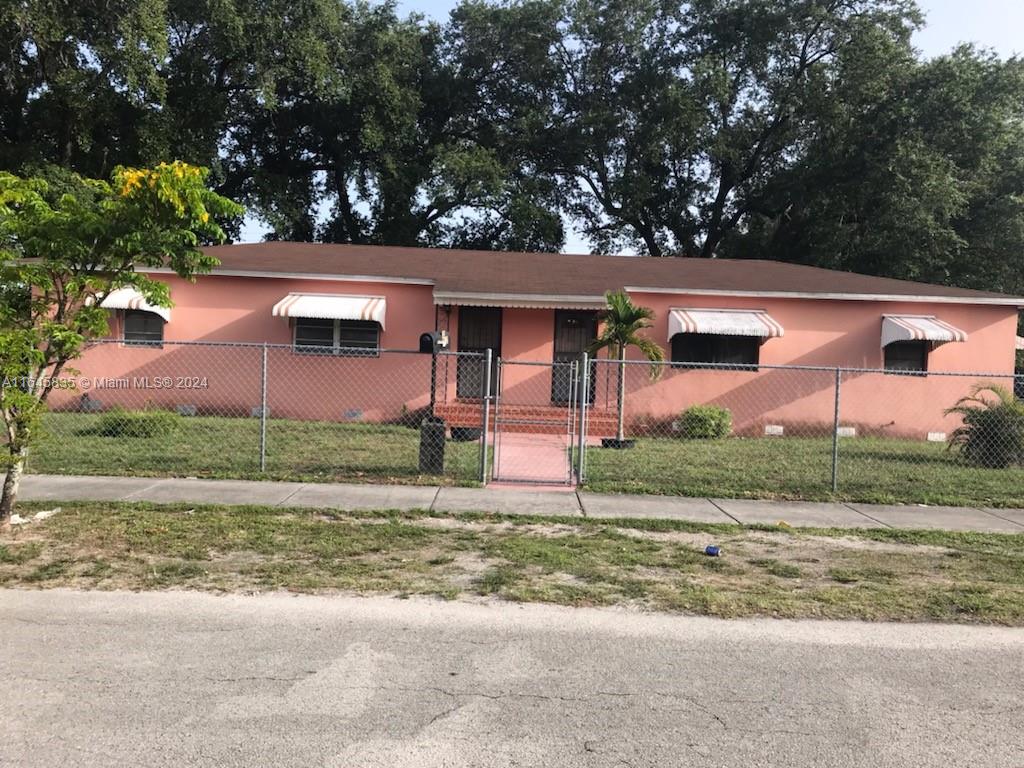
<box><xmin>704</xmin><ymin>545</ymin><xmax>721</xmax><ymax>557</ymax></box>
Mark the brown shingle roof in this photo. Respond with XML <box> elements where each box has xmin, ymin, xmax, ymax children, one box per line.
<box><xmin>201</xmin><ymin>243</ymin><xmax>1024</xmax><ymax>305</ymax></box>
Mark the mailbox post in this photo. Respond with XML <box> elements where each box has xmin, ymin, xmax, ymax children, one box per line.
<box><xmin>418</xmin><ymin>330</ymin><xmax>450</xmax><ymax>474</ymax></box>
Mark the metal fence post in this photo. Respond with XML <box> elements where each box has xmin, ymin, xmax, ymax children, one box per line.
<box><xmin>259</xmin><ymin>343</ymin><xmax>268</xmax><ymax>472</ymax></box>
<box><xmin>831</xmin><ymin>366</ymin><xmax>841</xmax><ymax>492</ymax></box>
<box><xmin>567</xmin><ymin>359</ymin><xmax>578</xmax><ymax>485</ymax></box>
<box><xmin>576</xmin><ymin>352</ymin><xmax>589</xmax><ymax>483</ymax></box>
<box><xmin>479</xmin><ymin>349</ymin><xmax>492</xmax><ymax>483</ymax></box>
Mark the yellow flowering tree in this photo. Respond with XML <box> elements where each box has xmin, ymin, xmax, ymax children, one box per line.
<box><xmin>0</xmin><ymin>163</ymin><xmax>242</xmax><ymax>519</ymax></box>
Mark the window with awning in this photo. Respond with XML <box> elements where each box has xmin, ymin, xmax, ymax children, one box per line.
<box><xmin>98</xmin><ymin>287</ymin><xmax>171</xmax><ymax>323</ymax></box>
<box><xmin>881</xmin><ymin>315</ymin><xmax>966</xmax><ymax>375</ymax></box>
<box><xmin>668</xmin><ymin>309</ymin><xmax>783</xmax><ymax>369</ymax></box>
<box><xmin>273</xmin><ymin>293</ymin><xmax>386</xmax><ymax>355</ymax></box>
<box><xmin>667</xmin><ymin>309</ymin><xmax>784</xmax><ymax>341</ymax></box>
<box><xmin>881</xmin><ymin>315</ymin><xmax>966</xmax><ymax>348</ymax></box>
<box><xmin>271</xmin><ymin>293</ymin><xmax>386</xmax><ymax>329</ymax></box>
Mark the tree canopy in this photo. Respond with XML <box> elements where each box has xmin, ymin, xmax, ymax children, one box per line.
<box><xmin>1</xmin><ymin>0</ymin><xmax>1022</xmax><ymax>293</ymax></box>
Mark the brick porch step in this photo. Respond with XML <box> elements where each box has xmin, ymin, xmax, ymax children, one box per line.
<box><xmin>434</xmin><ymin>401</ymin><xmax>619</xmax><ymax>437</ymax></box>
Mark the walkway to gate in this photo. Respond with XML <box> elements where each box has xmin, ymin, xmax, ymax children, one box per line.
<box><xmin>435</xmin><ymin>355</ymin><xmax>618</xmax><ymax>486</ymax></box>
<box><xmin>492</xmin><ymin>433</ymin><xmax>575</xmax><ymax>485</ymax></box>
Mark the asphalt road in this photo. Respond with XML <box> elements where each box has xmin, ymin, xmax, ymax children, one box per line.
<box><xmin>2</xmin><ymin>589</ymin><xmax>1022</xmax><ymax>767</ymax></box>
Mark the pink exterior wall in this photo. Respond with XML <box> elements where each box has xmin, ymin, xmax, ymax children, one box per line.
<box><xmin>50</xmin><ymin>271</ymin><xmax>1020</xmax><ymax>438</ymax></box>
<box><xmin>130</xmin><ymin>273</ymin><xmax>438</xmax><ymax>348</ymax></box>
<box><xmin>52</xmin><ymin>274</ymin><xmax>441</xmax><ymax>422</ymax></box>
<box><xmin>630</xmin><ymin>292</ymin><xmax>1017</xmax><ymax>373</ymax></box>
<box><xmin>484</xmin><ymin>308</ymin><xmax>557</xmax><ymax>406</ymax></box>
<box><xmin>592</xmin><ymin>293</ymin><xmax>1019</xmax><ymax>439</ymax></box>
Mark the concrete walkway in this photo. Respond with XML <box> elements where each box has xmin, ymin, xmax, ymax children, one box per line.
<box><xmin>17</xmin><ymin>473</ymin><xmax>1024</xmax><ymax>533</ymax></box>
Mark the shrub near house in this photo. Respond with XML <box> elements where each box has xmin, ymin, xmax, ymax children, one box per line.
<box><xmin>947</xmin><ymin>384</ymin><xmax>1024</xmax><ymax>468</ymax></box>
<box><xmin>678</xmin><ymin>405</ymin><xmax>732</xmax><ymax>439</ymax></box>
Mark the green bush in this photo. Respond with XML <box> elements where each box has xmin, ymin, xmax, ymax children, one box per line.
<box><xmin>946</xmin><ymin>384</ymin><xmax>1024</xmax><ymax>468</ymax></box>
<box><xmin>678</xmin><ymin>405</ymin><xmax>732</xmax><ymax>439</ymax></box>
<box><xmin>96</xmin><ymin>407</ymin><xmax>179</xmax><ymax>438</ymax></box>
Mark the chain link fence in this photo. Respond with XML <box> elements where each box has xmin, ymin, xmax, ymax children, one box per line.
<box><xmin>15</xmin><ymin>340</ymin><xmax>1024</xmax><ymax>506</ymax></box>
<box><xmin>580</xmin><ymin>357</ymin><xmax>1024</xmax><ymax>507</ymax></box>
<box><xmin>30</xmin><ymin>340</ymin><xmax>489</xmax><ymax>486</ymax></box>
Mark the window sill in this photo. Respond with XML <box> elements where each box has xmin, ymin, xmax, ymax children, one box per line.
<box><xmin>670</xmin><ymin>362</ymin><xmax>760</xmax><ymax>372</ymax></box>
<box><xmin>292</xmin><ymin>346</ymin><xmax>381</xmax><ymax>358</ymax></box>
<box><xmin>883</xmin><ymin>369</ymin><xmax>927</xmax><ymax>377</ymax></box>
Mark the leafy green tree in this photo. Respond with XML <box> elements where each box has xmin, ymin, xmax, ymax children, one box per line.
<box><xmin>224</xmin><ymin>0</ymin><xmax>566</xmax><ymax>249</ymax></box>
<box><xmin>0</xmin><ymin>163</ymin><xmax>242</xmax><ymax>520</ymax></box>
<box><xmin>588</xmin><ymin>290</ymin><xmax>664</xmax><ymax>443</ymax></box>
<box><xmin>731</xmin><ymin>46</ymin><xmax>1024</xmax><ymax>295</ymax></box>
<box><xmin>0</xmin><ymin>0</ymin><xmax>168</xmax><ymax>175</ymax></box>
<box><xmin>551</xmin><ymin>0</ymin><xmax>923</xmax><ymax>257</ymax></box>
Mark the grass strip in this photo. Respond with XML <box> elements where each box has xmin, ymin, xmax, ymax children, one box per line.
<box><xmin>3</xmin><ymin>501</ymin><xmax>1023</xmax><ymax>624</ymax></box>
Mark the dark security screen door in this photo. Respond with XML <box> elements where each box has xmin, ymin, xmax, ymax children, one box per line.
<box><xmin>457</xmin><ymin>306</ymin><xmax>501</xmax><ymax>397</ymax></box>
<box><xmin>552</xmin><ymin>310</ymin><xmax>596</xmax><ymax>403</ymax></box>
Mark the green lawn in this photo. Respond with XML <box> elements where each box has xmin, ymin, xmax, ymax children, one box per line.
<box><xmin>582</xmin><ymin>436</ymin><xmax>1024</xmax><ymax>508</ymax></box>
<box><xmin>29</xmin><ymin>412</ymin><xmax>482</xmax><ymax>485</ymax></box>
<box><xmin>4</xmin><ymin>501</ymin><xmax>1024</xmax><ymax>624</ymax></box>
<box><xmin>24</xmin><ymin>413</ymin><xmax>1024</xmax><ymax>507</ymax></box>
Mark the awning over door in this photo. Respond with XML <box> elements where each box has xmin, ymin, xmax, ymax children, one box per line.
<box><xmin>98</xmin><ymin>287</ymin><xmax>170</xmax><ymax>322</ymax></box>
<box><xmin>881</xmin><ymin>315</ymin><xmax>966</xmax><ymax>347</ymax></box>
<box><xmin>667</xmin><ymin>308</ymin><xmax>784</xmax><ymax>342</ymax></box>
<box><xmin>272</xmin><ymin>293</ymin><xmax>386</xmax><ymax>329</ymax></box>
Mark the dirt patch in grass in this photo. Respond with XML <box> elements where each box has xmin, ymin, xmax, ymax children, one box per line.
<box><xmin>3</xmin><ymin>501</ymin><xmax>1024</xmax><ymax>624</ymax></box>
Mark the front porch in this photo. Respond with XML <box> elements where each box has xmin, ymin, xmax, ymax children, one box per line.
<box><xmin>434</xmin><ymin>400</ymin><xmax>620</xmax><ymax>437</ymax></box>
<box><xmin>430</xmin><ymin>302</ymin><xmax>625</xmax><ymax>439</ymax></box>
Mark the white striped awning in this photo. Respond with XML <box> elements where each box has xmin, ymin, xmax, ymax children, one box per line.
<box><xmin>97</xmin><ymin>287</ymin><xmax>170</xmax><ymax>322</ymax></box>
<box><xmin>272</xmin><ymin>293</ymin><xmax>386</xmax><ymax>329</ymax></box>
<box><xmin>881</xmin><ymin>315</ymin><xmax>966</xmax><ymax>347</ymax></box>
<box><xmin>667</xmin><ymin>308</ymin><xmax>784</xmax><ymax>342</ymax></box>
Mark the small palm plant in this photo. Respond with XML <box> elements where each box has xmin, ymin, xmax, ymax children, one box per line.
<box><xmin>588</xmin><ymin>290</ymin><xmax>665</xmax><ymax>445</ymax></box>
<box><xmin>945</xmin><ymin>383</ymin><xmax>1024</xmax><ymax>468</ymax></box>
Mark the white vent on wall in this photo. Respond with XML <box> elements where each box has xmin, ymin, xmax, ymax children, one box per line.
<box><xmin>836</xmin><ymin>426</ymin><xmax>857</xmax><ymax>438</ymax></box>
<box><xmin>764</xmin><ymin>425</ymin><xmax>784</xmax><ymax>436</ymax></box>
<box><xmin>176</xmin><ymin>405</ymin><xmax>197</xmax><ymax>417</ymax></box>
<box><xmin>927</xmin><ymin>432</ymin><xmax>947</xmax><ymax>442</ymax></box>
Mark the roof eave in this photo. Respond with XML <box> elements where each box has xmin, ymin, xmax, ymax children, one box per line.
<box><xmin>625</xmin><ymin>286</ymin><xmax>1024</xmax><ymax>307</ymax></box>
<box><xmin>432</xmin><ymin>290</ymin><xmax>607</xmax><ymax>310</ymax></box>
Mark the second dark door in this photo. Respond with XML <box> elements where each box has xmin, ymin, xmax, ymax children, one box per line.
<box><xmin>552</xmin><ymin>310</ymin><xmax>597</xmax><ymax>403</ymax></box>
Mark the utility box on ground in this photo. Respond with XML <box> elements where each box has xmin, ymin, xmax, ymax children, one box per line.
<box><xmin>419</xmin><ymin>416</ymin><xmax>446</xmax><ymax>474</ymax></box>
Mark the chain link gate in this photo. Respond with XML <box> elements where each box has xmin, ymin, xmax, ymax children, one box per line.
<box><xmin>489</xmin><ymin>358</ymin><xmax>582</xmax><ymax>484</ymax></box>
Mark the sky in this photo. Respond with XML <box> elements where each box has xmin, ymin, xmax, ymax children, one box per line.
<box><xmin>238</xmin><ymin>0</ymin><xmax>1023</xmax><ymax>245</ymax></box>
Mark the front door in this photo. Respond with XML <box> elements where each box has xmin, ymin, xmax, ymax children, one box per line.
<box><xmin>457</xmin><ymin>306</ymin><xmax>501</xmax><ymax>398</ymax></box>
<box><xmin>552</xmin><ymin>310</ymin><xmax>597</xmax><ymax>403</ymax></box>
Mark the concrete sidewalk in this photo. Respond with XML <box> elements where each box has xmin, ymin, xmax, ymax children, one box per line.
<box><xmin>17</xmin><ymin>473</ymin><xmax>1024</xmax><ymax>534</ymax></box>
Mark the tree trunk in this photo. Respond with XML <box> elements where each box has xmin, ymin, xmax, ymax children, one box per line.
<box><xmin>616</xmin><ymin>344</ymin><xmax>626</xmax><ymax>442</ymax></box>
<box><xmin>0</xmin><ymin>445</ymin><xmax>27</xmax><ymax>522</ymax></box>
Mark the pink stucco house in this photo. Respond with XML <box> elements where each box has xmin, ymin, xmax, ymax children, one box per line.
<box><xmin>58</xmin><ymin>243</ymin><xmax>1023</xmax><ymax>439</ymax></box>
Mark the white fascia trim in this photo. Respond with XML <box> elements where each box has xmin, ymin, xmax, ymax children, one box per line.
<box><xmin>624</xmin><ymin>286</ymin><xmax>1024</xmax><ymax>307</ymax></box>
<box><xmin>432</xmin><ymin>291</ymin><xmax>608</xmax><ymax>309</ymax></box>
<box><xmin>140</xmin><ymin>266</ymin><xmax>435</xmax><ymax>286</ymax></box>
